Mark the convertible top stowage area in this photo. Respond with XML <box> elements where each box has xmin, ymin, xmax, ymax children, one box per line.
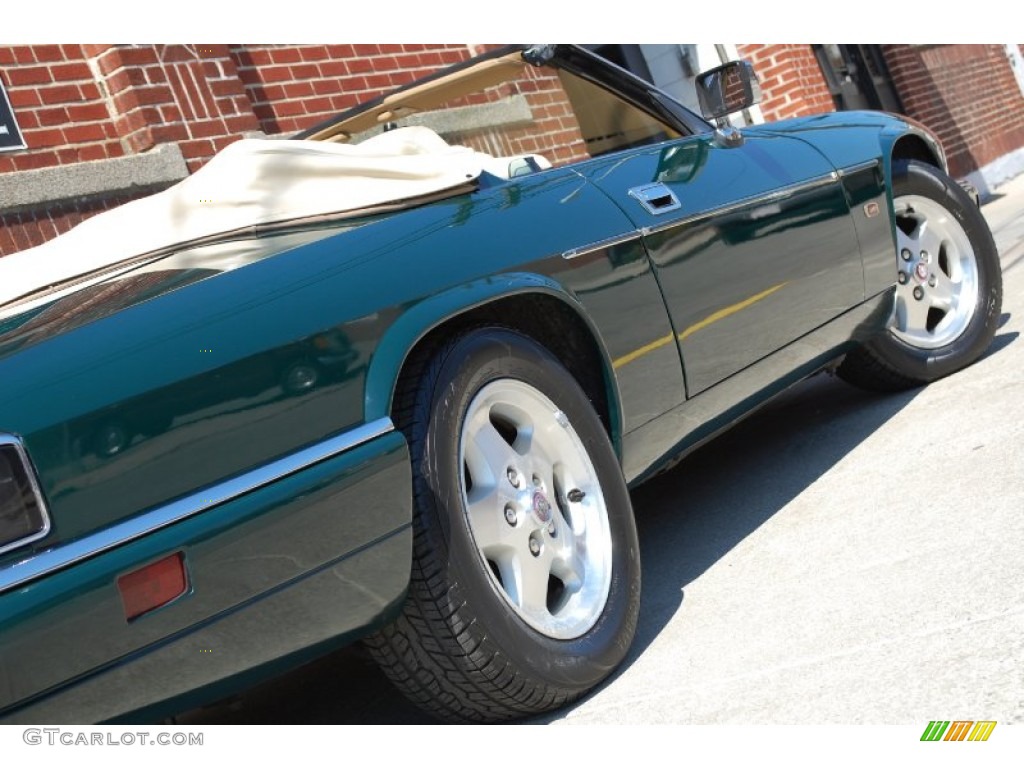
<box><xmin>0</xmin><ymin>126</ymin><xmax>489</xmax><ymax>309</ymax></box>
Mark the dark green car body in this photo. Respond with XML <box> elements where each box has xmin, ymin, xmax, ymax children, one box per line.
<box><xmin>0</xmin><ymin>45</ymin><xmax>946</xmax><ymax>723</ymax></box>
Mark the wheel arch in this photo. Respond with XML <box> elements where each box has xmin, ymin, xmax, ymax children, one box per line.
<box><xmin>884</xmin><ymin>124</ymin><xmax>947</xmax><ymax>182</ymax></box>
<box><xmin>363</xmin><ymin>274</ymin><xmax>624</xmax><ymax>454</ymax></box>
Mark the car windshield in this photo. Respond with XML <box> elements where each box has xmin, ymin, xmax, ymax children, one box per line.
<box><xmin>310</xmin><ymin>53</ymin><xmax>681</xmax><ymax>170</ymax></box>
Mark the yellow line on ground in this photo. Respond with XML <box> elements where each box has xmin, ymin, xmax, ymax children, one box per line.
<box><xmin>612</xmin><ymin>282</ymin><xmax>789</xmax><ymax>369</ymax></box>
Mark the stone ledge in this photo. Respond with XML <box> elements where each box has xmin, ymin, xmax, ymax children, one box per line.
<box><xmin>356</xmin><ymin>94</ymin><xmax>534</xmax><ymax>140</ymax></box>
<box><xmin>0</xmin><ymin>143</ymin><xmax>189</xmax><ymax>215</ymax></box>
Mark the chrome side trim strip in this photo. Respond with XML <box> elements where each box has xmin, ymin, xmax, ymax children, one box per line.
<box><xmin>0</xmin><ymin>418</ymin><xmax>395</xmax><ymax>595</ymax></box>
<box><xmin>0</xmin><ymin>434</ymin><xmax>52</xmax><ymax>557</ymax></box>
<box><xmin>640</xmin><ymin>172</ymin><xmax>841</xmax><ymax>237</ymax></box>
<box><xmin>837</xmin><ymin>159</ymin><xmax>880</xmax><ymax>177</ymax></box>
<box><xmin>562</xmin><ymin>231</ymin><xmax>640</xmax><ymax>260</ymax></box>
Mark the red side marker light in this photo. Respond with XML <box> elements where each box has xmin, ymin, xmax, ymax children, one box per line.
<box><xmin>117</xmin><ymin>552</ymin><xmax>188</xmax><ymax>620</ymax></box>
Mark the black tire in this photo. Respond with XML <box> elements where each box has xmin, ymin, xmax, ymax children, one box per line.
<box><xmin>365</xmin><ymin>327</ymin><xmax>640</xmax><ymax>722</ymax></box>
<box><xmin>838</xmin><ymin>160</ymin><xmax>1002</xmax><ymax>391</ymax></box>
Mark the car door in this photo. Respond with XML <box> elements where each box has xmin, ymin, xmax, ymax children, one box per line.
<box><xmin>582</xmin><ymin>132</ymin><xmax>865</xmax><ymax>397</ymax></box>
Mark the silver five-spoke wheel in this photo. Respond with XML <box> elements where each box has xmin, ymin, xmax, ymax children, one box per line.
<box><xmin>459</xmin><ymin>379</ymin><xmax>612</xmax><ymax>639</ymax></box>
<box><xmin>838</xmin><ymin>159</ymin><xmax>1001</xmax><ymax>391</ymax></box>
<box><xmin>891</xmin><ymin>194</ymin><xmax>979</xmax><ymax>349</ymax></box>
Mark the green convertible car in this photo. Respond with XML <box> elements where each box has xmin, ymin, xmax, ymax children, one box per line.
<box><xmin>0</xmin><ymin>44</ymin><xmax>1002</xmax><ymax>723</ymax></box>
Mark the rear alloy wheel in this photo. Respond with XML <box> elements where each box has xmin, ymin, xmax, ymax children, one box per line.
<box><xmin>838</xmin><ymin>160</ymin><xmax>1002</xmax><ymax>391</ymax></box>
<box><xmin>366</xmin><ymin>327</ymin><xmax>640</xmax><ymax>723</ymax></box>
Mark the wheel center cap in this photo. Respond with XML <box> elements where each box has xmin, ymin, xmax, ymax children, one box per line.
<box><xmin>914</xmin><ymin>262</ymin><xmax>930</xmax><ymax>282</ymax></box>
<box><xmin>532</xmin><ymin>491</ymin><xmax>552</xmax><ymax>524</ymax></box>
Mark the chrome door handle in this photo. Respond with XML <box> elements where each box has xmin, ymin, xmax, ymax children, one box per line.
<box><xmin>628</xmin><ymin>183</ymin><xmax>681</xmax><ymax>215</ymax></box>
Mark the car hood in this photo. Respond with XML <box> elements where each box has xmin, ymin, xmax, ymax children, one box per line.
<box><xmin>748</xmin><ymin>110</ymin><xmax>905</xmax><ymax>135</ymax></box>
<box><xmin>745</xmin><ymin>110</ymin><xmax>946</xmax><ymax>172</ymax></box>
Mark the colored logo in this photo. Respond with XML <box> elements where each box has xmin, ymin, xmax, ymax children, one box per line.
<box><xmin>920</xmin><ymin>720</ymin><xmax>996</xmax><ymax>742</ymax></box>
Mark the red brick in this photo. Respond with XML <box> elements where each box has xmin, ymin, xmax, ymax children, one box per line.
<box><xmin>15</xmin><ymin>110</ymin><xmax>39</xmax><ymax>130</ymax></box>
<box><xmin>13</xmin><ymin>47</ymin><xmax>36</xmax><ymax>64</ymax></box>
<box><xmin>0</xmin><ymin>227</ymin><xmax>18</xmax><ymax>257</ymax></box>
<box><xmin>35</xmin><ymin>106</ymin><xmax>70</xmax><ymax>125</ymax></box>
<box><xmin>80</xmin><ymin>44</ymin><xmax>110</xmax><ymax>58</ymax></box>
<box><xmin>312</xmin><ymin>79</ymin><xmax>340</xmax><ymax>95</ymax></box>
<box><xmin>317</xmin><ymin>61</ymin><xmax>347</xmax><ymax>77</ymax></box>
<box><xmin>259</xmin><ymin>65</ymin><xmax>292</xmax><ymax>83</ymax></box>
<box><xmin>129</xmin><ymin>84</ymin><xmax>173</xmax><ymax>106</ymax></box>
<box><xmin>24</xmin><ymin>128</ymin><xmax>65</xmax><ymax>148</ymax></box>
<box><xmin>12</xmin><ymin>150</ymin><xmax>57</xmax><ymax>170</ymax></box>
<box><xmin>95</xmin><ymin>49</ymin><xmax>125</xmax><ymax>77</ymax></box>
<box><xmin>282</xmin><ymin>82</ymin><xmax>314</xmax><ymax>98</ymax></box>
<box><xmin>270</xmin><ymin>48</ymin><xmax>302</xmax><ymax>64</ymax></box>
<box><xmin>6</xmin><ymin>66</ymin><xmax>52</xmax><ymax>87</ymax></box>
<box><xmin>211</xmin><ymin>135</ymin><xmax>235</xmax><ymax>151</ymax></box>
<box><xmin>8</xmin><ymin>87</ymin><xmax>42</xmax><ymax>108</ymax></box>
<box><xmin>106</xmin><ymin>67</ymin><xmax>146</xmax><ymax>95</ymax></box>
<box><xmin>67</xmin><ymin>102</ymin><xmax>110</xmax><ymax>122</ymax></box>
<box><xmin>289</xmin><ymin>63</ymin><xmax>319</xmax><ymax>80</ymax></box>
<box><xmin>114</xmin><ymin>46</ymin><xmax>159</xmax><ymax>67</ymax></box>
<box><xmin>346</xmin><ymin>57</ymin><xmax>373</xmax><ymax>74</ymax></box>
<box><xmin>0</xmin><ymin>48</ymin><xmax>16</xmax><ymax>65</ymax></box>
<box><xmin>9</xmin><ymin>224</ymin><xmax>33</xmax><ymax>251</ymax></box>
<box><xmin>63</xmin><ymin>123</ymin><xmax>107</xmax><ymax>143</ymax></box>
<box><xmin>274</xmin><ymin>100</ymin><xmax>305</xmax><ymax>117</ymax></box>
<box><xmin>185</xmin><ymin>119</ymin><xmax>223</xmax><ymax>139</ymax></box>
<box><xmin>238</xmin><ymin>48</ymin><xmax>273</xmax><ymax>66</ymax></box>
<box><xmin>77</xmin><ymin>144</ymin><xmax>107</xmax><ymax>162</ymax></box>
<box><xmin>209</xmin><ymin>79</ymin><xmax>243</xmax><ymax>98</ymax></box>
<box><xmin>38</xmin><ymin>83</ymin><xmax>83</xmax><ymax>103</ymax></box>
<box><xmin>49</xmin><ymin>62</ymin><xmax>93</xmax><ymax>81</ymax></box>
<box><xmin>179</xmin><ymin>137</ymin><xmax>215</xmax><ymax>157</ymax></box>
<box><xmin>224</xmin><ymin>114</ymin><xmax>259</xmax><ymax>133</ymax></box>
<box><xmin>149</xmin><ymin>124</ymin><xmax>188</xmax><ymax>143</ymax></box>
<box><xmin>364</xmin><ymin>74</ymin><xmax>391</xmax><ymax>89</ymax></box>
<box><xmin>30</xmin><ymin>45</ymin><xmax>64</xmax><ymax>62</ymax></box>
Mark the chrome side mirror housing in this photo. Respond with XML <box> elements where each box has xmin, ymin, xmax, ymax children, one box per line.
<box><xmin>696</xmin><ymin>61</ymin><xmax>762</xmax><ymax>122</ymax></box>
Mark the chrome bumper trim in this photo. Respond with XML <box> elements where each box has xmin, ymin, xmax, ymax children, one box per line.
<box><xmin>0</xmin><ymin>418</ymin><xmax>395</xmax><ymax>595</ymax></box>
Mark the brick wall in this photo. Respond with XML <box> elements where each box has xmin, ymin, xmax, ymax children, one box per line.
<box><xmin>738</xmin><ymin>44</ymin><xmax>835</xmax><ymax>121</ymax></box>
<box><xmin>881</xmin><ymin>44</ymin><xmax>1024</xmax><ymax>178</ymax></box>
<box><xmin>0</xmin><ymin>44</ymin><xmax>123</xmax><ymax>172</ymax></box>
<box><xmin>230</xmin><ymin>44</ymin><xmax>471</xmax><ymax>135</ymax></box>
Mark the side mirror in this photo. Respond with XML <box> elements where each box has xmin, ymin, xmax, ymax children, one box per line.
<box><xmin>696</xmin><ymin>61</ymin><xmax>762</xmax><ymax>122</ymax></box>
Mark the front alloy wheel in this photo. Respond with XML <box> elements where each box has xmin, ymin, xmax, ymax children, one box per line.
<box><xmin>890</xmin><ymin>194</ymin><xmax>979</xmax><ymax>349</ymax></box>
<box><xmin>839</xmin><ymin>160</ymin><xmax>1002</xmax><ymax>391</ymax></box>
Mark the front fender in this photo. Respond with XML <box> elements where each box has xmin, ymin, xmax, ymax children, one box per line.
<box><xmin>363</xmin><ymin>273</ymin><xmax>623</xmax><ymax>443</ymax></box>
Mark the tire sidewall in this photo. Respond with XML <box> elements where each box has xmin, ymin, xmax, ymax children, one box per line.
<box><xmin>420</xmin><ymin>328</ymin><xmax>640</xmax><ymax>691</ymax></box>
<box><xmin>870</xmin><ymin>160</ymin><xmax>1001</xmax><ymax>380</ymax></box>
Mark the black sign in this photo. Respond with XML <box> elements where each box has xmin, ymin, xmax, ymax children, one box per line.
<box><xmin>0</xmin><ymin>78</ymin><xmax>26</xmax><ymax>153</ymax></box>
